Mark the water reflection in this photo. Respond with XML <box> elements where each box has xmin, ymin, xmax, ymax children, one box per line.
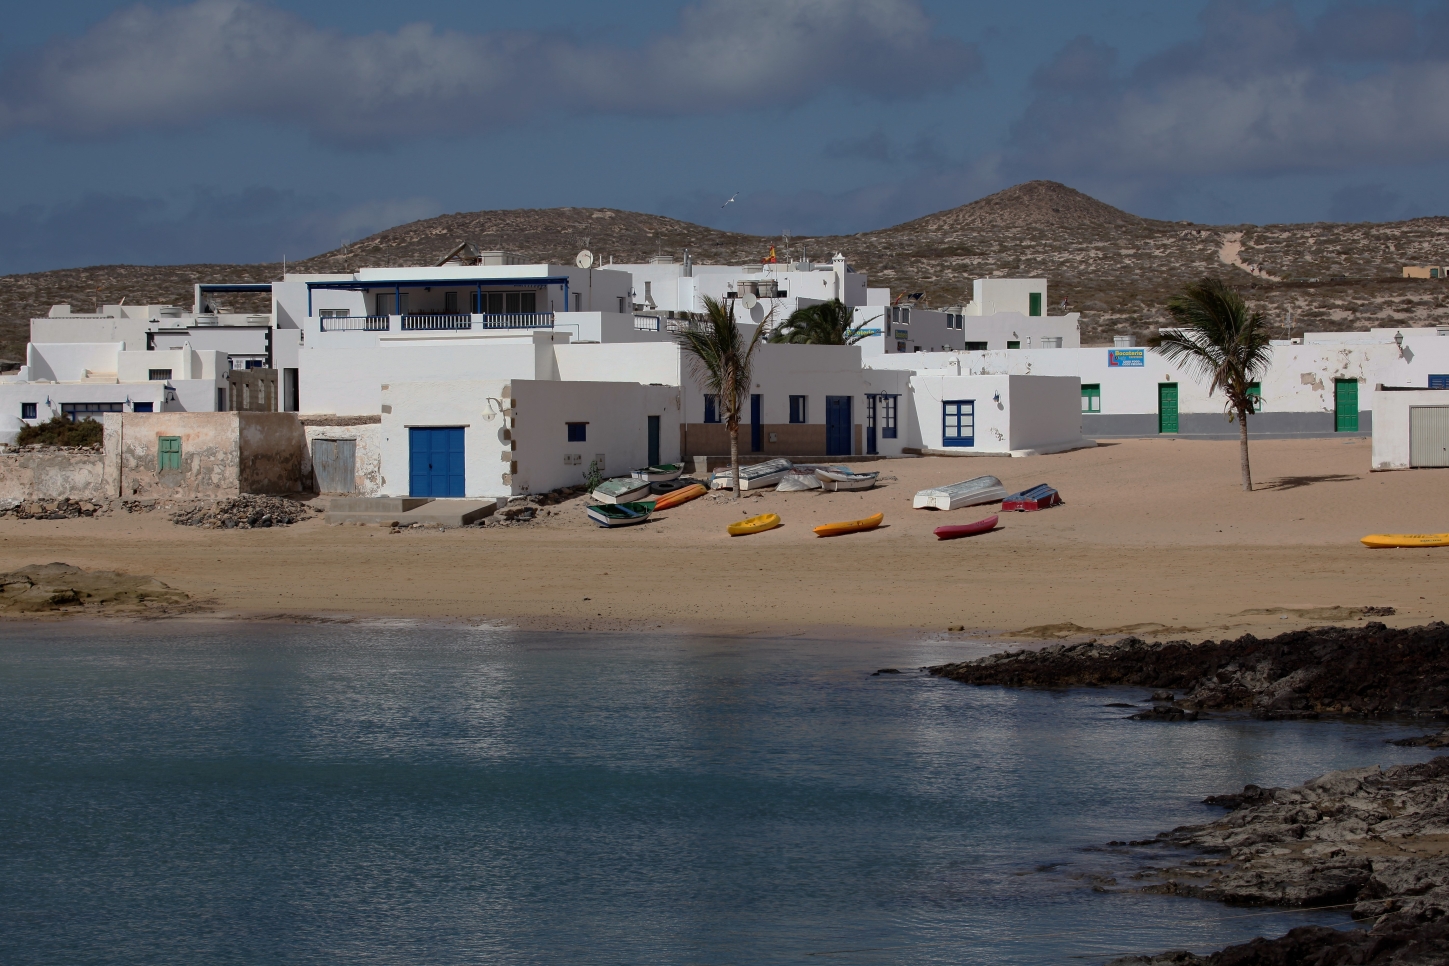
<box><xmin>0</xmin><ymin>622</ymin><xmax>1436</xmax><ymax>966</ymax></box>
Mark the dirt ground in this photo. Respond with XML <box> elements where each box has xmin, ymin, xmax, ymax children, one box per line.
<box><xmin>1</xmin><ymin>437</ymin><xmax>1445</xmax><ymax>640</ymax></box>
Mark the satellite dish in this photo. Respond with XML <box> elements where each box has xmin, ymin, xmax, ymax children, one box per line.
<box><xmin>742</xmin><ymin>293</ymin><xmax>759</xmax><ymax>309</ymax></box>
<box><xmin>575</xmin><ymin>249</ymin><xmax>594</xmax><ymax>269</ymax></box>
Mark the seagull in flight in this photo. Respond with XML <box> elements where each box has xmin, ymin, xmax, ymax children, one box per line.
<box><xmin>722</xmin><ymin>191</ymin><xmax>740</xmax><ymax>208</ymax></box>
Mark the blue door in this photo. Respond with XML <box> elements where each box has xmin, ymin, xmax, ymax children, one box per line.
<box><xmin>826</xmin><ymin>396</ymin><xmax>852</xmax><ymax>456</ymax></box>
<box><xmin>943</xmin><ymin>400</ymin><xmax>974</xmax><ymax>447</ymax></box>
<box><xmin>865</xmin><ymin>395</ymin><xmax>878</xmax><ymax>455</ymax></box>
<box><xmin>750</xmin><ymin>394</ymin><xmax>763</xmax><ymax>452</ymax></box>
<box><xmin>409</xmin><ymin>427</ymin><xmax>465</xmax><ymax>497</ymax></box>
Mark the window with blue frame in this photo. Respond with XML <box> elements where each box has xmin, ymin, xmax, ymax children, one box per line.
<box><xmin>704</xmin><ymin>394</ymin><xmax>720</xmax><ymax>423</ymax></box>
<box><xmin>789</xmin><ymin>395</ymin><xmax>807</xmax><ymax>423</ymax></box>
<box><xmin>567</xmin><ymin>422</ymin><xmax>587</xmax><ymax>442</ymax></box>
<box><xmin>1430</xmin><ymin>374</ymin><xmax>1449</xmax><ymax>389</ymax></box>
<box><xmin>21</xmin><ymin>403</ymin><xmax>36</xmax><ymax>419</ymax></box>
<box><xmin>133</xmin><ymin>403</ymin><xmax>154</xmax><ymax>413</ymax></box>
<box><xmin>943</xmin><ymin>400</ymin><xmax>975</xmax><ymax>447</ymax></box>
<box><xmin>881</xmin><ymin>395</ymin><xmax>898</xmax><ymax>438</ymax></box>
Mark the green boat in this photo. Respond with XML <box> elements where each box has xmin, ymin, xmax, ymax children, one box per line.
<box><xmin>586</xmin><ymin>501</ymin><xmax>655</xmax><ymax>528</ymax></box>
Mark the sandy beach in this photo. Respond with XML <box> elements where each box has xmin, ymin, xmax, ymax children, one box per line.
<box><xmin>1</xmin><ymin>436</ymin><xmax>1444</xmax><ymax>638</ymax></box>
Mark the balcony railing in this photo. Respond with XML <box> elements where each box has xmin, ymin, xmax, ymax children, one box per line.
<box><xmin>319</xmin><ymin>315</ymin><xmax>390</xmax><ymax>332</ymax></box>
<box><xmin>319</xmin><ymin>313</ymin><xmax>556</xmax><ymax>333</ymax></box>
<box><xmin>475</xmin><ymin>313</ymin><xmax>554</xmax><ymax>330</ymax></box>
<box><xmin>634</xmin><ymin>315</ymin><xmax>661</xmax><ymax>331</ymax></box>
<box><xmin>402</xmin><ymin>314</ymin><xmax>473</xmax><ymax>331</ymax></box>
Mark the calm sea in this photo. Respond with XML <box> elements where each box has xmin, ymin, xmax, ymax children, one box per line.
<box><xmin>0</xmin><ymin>623</ymin><xmax>1435</xmax><ymax>965</ymax></box>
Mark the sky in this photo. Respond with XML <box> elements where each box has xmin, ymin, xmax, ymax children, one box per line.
<box><xmin>2</xmin><ymin>0</ymin><xmax>1449</xmax><ymax>274</ymax></box>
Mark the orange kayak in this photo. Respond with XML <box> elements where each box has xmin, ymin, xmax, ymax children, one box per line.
<box><xmin>813</xmin><ymin>512</ymin><xmax>883</xmax><ymax>537</ymax></box>
<box><xmin>653</xmin><ymin>483</ymin><xmax>707</xmax><ymax>511</ymax></box>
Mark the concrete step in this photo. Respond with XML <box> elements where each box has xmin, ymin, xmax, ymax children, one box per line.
<box><xmin>329</xmin><ymin>497</ymin><xmax>433</xmax><ymax>513</ymax></box>
<box><xmin>325</xmin><ymin>498</ymin><xmax>498</xmax><ymax>527</ymax></box>
<box><xmin>396</xmin><ymin>499</ymin><xmax>497</xmax><ymax>526</ymax></box>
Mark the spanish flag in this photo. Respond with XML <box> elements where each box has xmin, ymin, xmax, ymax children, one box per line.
<box><xmin>766</xmin><ymin>245</ymin><xmax>777</xmax><ymax>264</ymax></box>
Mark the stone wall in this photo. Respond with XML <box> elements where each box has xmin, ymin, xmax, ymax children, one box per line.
<box><xmin>105</xmin><ymin>412</ymin><xmax>307</xmax><ymax>499</ymax></box>
<box><xmin>0</xmin><ymin>447</ymin><xmax>107</xmax><ymax>501</ymax></box>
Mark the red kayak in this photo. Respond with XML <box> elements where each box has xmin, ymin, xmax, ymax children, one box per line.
<box><xmin>934</xmin><ymin>514</ymin><xmax>999</xmax><ymax>540</ymax></box>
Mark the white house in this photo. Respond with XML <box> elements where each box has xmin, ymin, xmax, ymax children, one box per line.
<box><xmin>853</xmin><ymin>278</ymin><xmax>1081</xmax><ymax>355</ymax></box>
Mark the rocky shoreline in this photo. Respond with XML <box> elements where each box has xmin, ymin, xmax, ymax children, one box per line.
<box><xmin>1107</xmin><ymin>757</ymin><xmax>1449</xmax><ymax>965</ymax></box>
<box><xmin>929</xmin><ymin>622</ymin><xmax>1449</xmax><ymax>718</ymax></box>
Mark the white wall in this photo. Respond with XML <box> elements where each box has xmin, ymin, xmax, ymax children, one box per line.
<box><xmin>906</xmin><ymin>374</ymin><xmax>1086</xmax><ymax>455</ymax></box>
<box><xmin>26</xmin><ymin>343</ymin><xmax>123</xmax><ymax>382</ymax></box>
<box><xmin>1372</xmin><ymin>389</ymin><xmax>1449</xmax><ymax>470</ymax></box>
<box><xmin>966</xmin><ymin>278</ymin><xmax>1048</xmax><ymax>316</ymax></box>
<box><xmin>378</xmin><ymin>379</ymin><xmax>511</xmax><ymax>498</ymax></box>
<box><xmin>554</xmin><ymin>342</ymin><xmax>682</xmax><ymax>385</ymax></box>
<box><xmin>511</xmin><ymin>380</ymin><xmax>681</xmax><ymax>494</ymax></box>
<box><xmin>299</xmin><ymin>335</ymin><xmax>551</xmax><ymax>416</ymax></box>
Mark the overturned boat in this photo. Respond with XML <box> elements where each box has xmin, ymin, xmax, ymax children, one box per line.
<box><xmin>814</xmin><ymin>467</ymin><xmax>879</xmax><ymax>492</ymax></box>
<box><xmin>631</xmin><ymin>463</ymin><xmax>685</xmax><ymax>483</ymax></box>
<box><xmin>912</xmin><ymin>475</ymin><xmax>1007</xmax><ymax>511</ymax></box>
<box><xmin>592</xmin><ymin>477</ymin><xmax>653</xmax><ymax>504</ymax></box>
<box><xmin>709</xmin><ymin>458</ymin><xmax>793</xmax><ymax>491</ymax></box>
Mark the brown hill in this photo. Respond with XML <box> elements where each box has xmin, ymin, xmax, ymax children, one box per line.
<box><xmin>890</xmin><ymin>180</ymin><xmax>1151</xmax><ymax>232</ymax></box>
<box><xmin>3</xmin><ymin>180</ymin><xmax>1448</xmax><ymax>360</ymax></box>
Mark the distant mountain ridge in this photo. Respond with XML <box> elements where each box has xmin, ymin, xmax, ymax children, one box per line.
<box><xmin>2</xmin><ymin>180</ymin><xmax>1447</xmax><ymax>360</ymax></box>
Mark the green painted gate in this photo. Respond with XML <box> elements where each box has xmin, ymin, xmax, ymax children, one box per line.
<box><xmin>1334</xmin><ymin>380</ymin><xmax>1359</xmax><ymax>432</ymax></box>
<box><xmin>1158</xmin><ymin>383</ymin><xmax>1178</xmax><ymax>434</ymax></box>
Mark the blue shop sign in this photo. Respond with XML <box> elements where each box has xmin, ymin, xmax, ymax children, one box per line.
<box><xmin>1108</xmin><ymin>349</ymin><xmax>1144</xmax><ymax>367</ymax></box>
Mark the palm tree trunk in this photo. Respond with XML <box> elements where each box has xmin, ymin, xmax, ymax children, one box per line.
<box><xmin>1239</xmin><ymin>407</ymin><xmax>1252</xmax><ymax>492</ymax></box>
<box><xmin>729</xmin><ymin>427</ymin><xmax>741</xmax><ymax>499</ymax></box>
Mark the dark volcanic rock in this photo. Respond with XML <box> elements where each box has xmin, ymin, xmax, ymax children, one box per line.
<box><xmin>928</xmin><ymin>623</ymin><xmax>1449</xmax><ymax>717</ymax></box>
<box><xmin>1109</xmin><ymin>757</ymin><xmax>1449</xmax><ymax>966</ymax></box>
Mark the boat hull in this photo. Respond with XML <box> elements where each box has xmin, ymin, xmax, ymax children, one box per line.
<box><xmin>631</xmin><ymin>463</ymin><xmax>685</xmax><ymax>482</ymax></box>
<box><xmin>934</xmin><ymin>515</ymin><xmax>999</xmax><ymax>540</ymax></box>
<box><xmin>813</xmin><ymin>512</ymin><xmax>884</xmax><ymax>537</ymax></box>
<box><xmin>1002</xmin><ymin>485</ymin><xmax>1062</xmax><ymax>511</ymax></box>
<box><xmin>586</xmin><ymin>501</ymin><xmax>655</xmax><ymax>528</ymax></box>
<box><xmin>728</xmin><ymin>513</ymin><xmax>781</xmax><ymax>536</ymax></box>
<box><xmin>815</xmin><ymin>469</ymin><xmax>878</xmax><ymax>492</ymax></box>
<box><xmin>653</xmin><ymin>483</ymin><xmax>707</xmax><ymax>510</ymax></box>
<box><xmin>1361</xmin><ymin>533</ymin><xmax>1449</xmax><ymax>548</ymax></box>
<box><xmin>913</xmin><ymin>475</ymin><xmax>1006</xmax><ymax>511</ymax></box>
<box><xmin>592</xmin><ymin>480</ymin><xmax>653</xmax><ymax>504</ymax></box>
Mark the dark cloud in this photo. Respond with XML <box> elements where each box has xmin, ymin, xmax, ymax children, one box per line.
<box><xmin>0</xmin><ymin>0</ymin><xmax>980</xmax><ymax>143</ymax></box>
<box><xmin>0</xmin><ymin>188</ymin><xmax>437</xmax><ymax>274</ymax></box>
<box><xmin>1009</xmin><ymin>0</ymin><xmax>1449</xmax><ymax>179</ymax></box>
<box><xmin>823</xmin><ymin>132</ymin><xmax>894</xmax><ymax>162</ymax></box>
<box><xmin>1326</xmin><ymin>182</ymin><xmax>1405</xmax><ymax>222</ymax></box>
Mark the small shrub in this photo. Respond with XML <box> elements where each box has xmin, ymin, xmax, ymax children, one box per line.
<box><xmin>16</xmin><ymin>415</ymin><xmax>104</xmax><ymax>448</ymax></box>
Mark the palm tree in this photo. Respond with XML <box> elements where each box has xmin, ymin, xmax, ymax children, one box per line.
<box><xmin>675</xmin><ymin>296</ymin><xmax>767</xmax><ymax>498</ymax></box>
<box><xmin>767</xmin><ymin>299</ymin><xmax>870</xmax><ymax>345</ymax></box>
<box><xmin>1153</xmin><ymin>277</ymin><xmax>1273</xmax><ymax>491</ymax></box>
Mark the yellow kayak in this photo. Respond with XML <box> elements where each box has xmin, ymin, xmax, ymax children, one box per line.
<box><xmin>1361</xmin><ymin>533</ymin><xmax>1449</xmax><ymax>549</ymax></box>
<box><xmin>728</xmin><ymin>513</ymin><xmax>781</xmax><ymax>536</ymax></box>
<box><xmin>813</xmin><ymin>512</ymin><xmax>883</xmax><ymax>538</ymax></box>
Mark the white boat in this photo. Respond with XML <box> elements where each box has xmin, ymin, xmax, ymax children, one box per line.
<box><xmin>631</xmin><ymin>463</ymin><xmax>685</xmax><ymax>482</ymax></box>
<box><xmin>912</xmin><ymin>475</ymin><xmax>1007</xmax><ymax>510</ymax></box>
<box><xmin>815</xmin><ymin>467</ymin><xmax>879</xmax><ymax>492</ymax></box>
<box><xmin>592</xmin><ymin>477</ymin><xmax>653</xmax><ymax>504</ymax></box>
<box><xmin>708</xmin><ymin>458</ymin><xmax>793</xmax><ymax>491</ymax></box>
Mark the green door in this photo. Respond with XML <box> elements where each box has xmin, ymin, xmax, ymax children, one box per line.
<box><xmin>1158</xmin><ymin>383</ymin><xmax>1178</xmax><ymax>433</ymax></box>
<box><xmin>1334</xmin><ymin>379</ymin><xmax>1359</xmax><ymax>432</ymax></box>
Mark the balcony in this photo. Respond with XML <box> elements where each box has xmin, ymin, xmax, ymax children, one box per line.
<box><xmin>319</xmin><ymin>315</ymin><xmax>390</xmax><ymax>332</ymax></box>
<box><xmin>319</xmin><ymin>313</ymin><xmax>556</xmax><ymax>333</ymax></box>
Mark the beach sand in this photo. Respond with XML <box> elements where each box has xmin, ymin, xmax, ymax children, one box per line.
<box><xmin>0</xmin><ymin>437</ymin><xmax>1444</xmax><ymax>639</ymax></box>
